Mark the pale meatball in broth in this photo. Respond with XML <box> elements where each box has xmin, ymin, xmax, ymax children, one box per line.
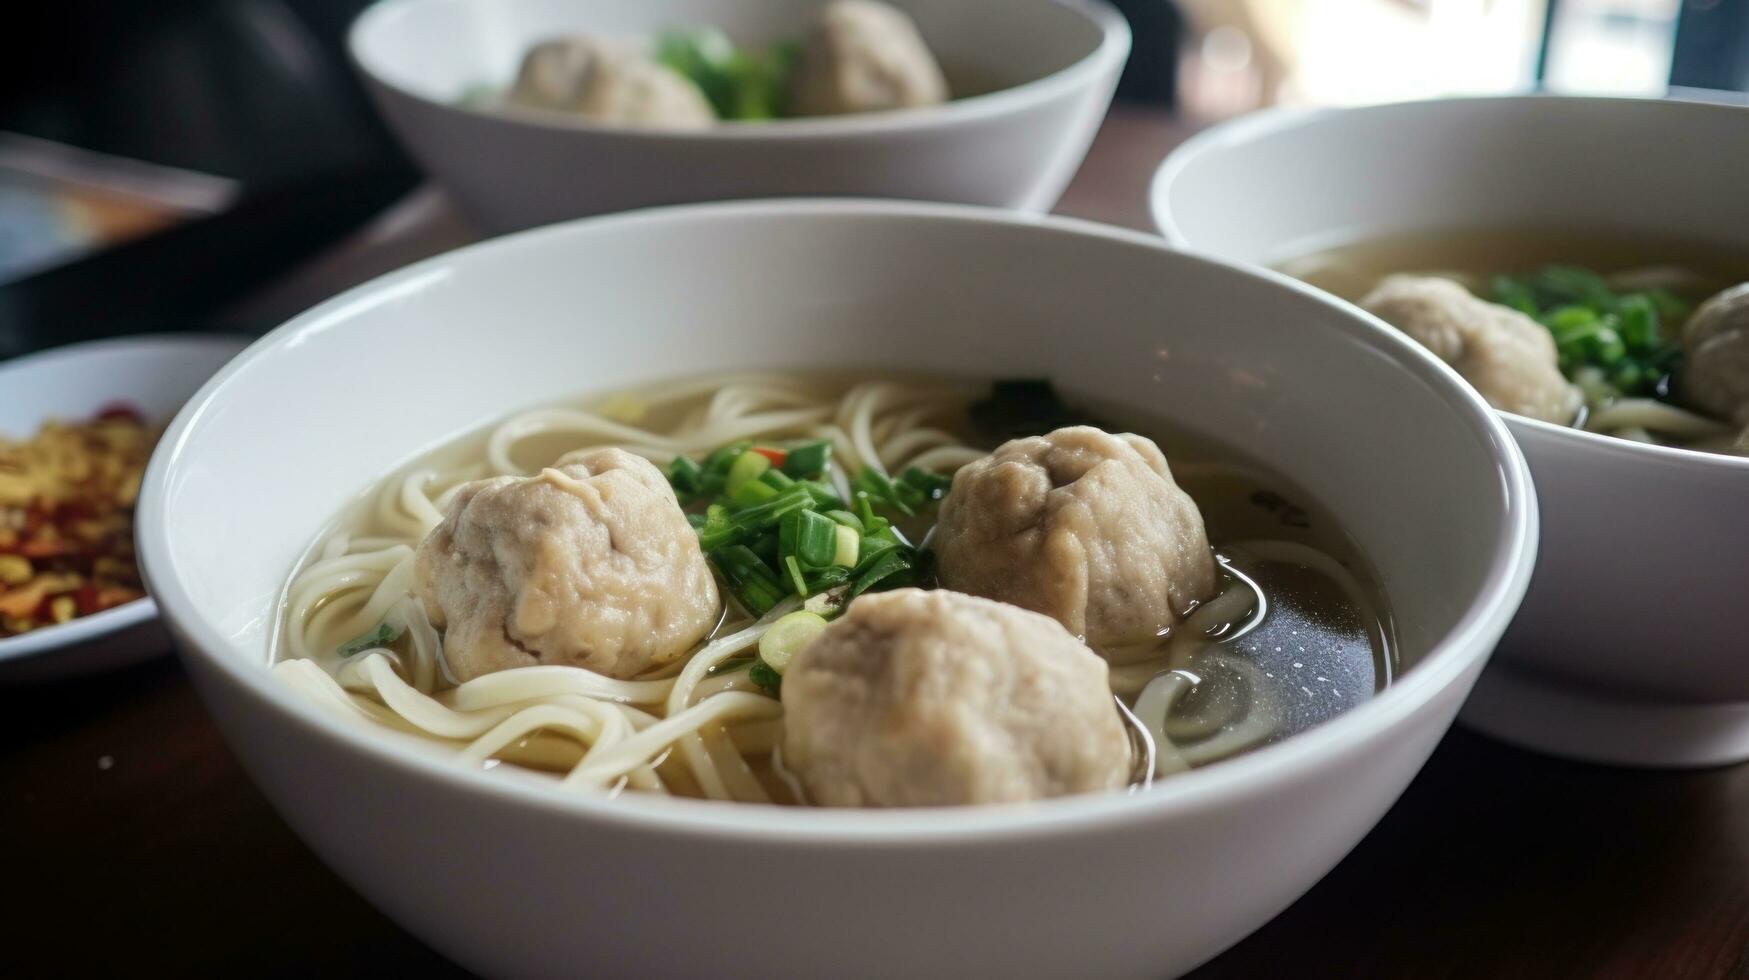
<box><xmin>933</xmin><ymin>426</ymin><xmax>1216</xmax><ymax>649</ymax></box>
<box><xmin>508</xmin><ymin>37</ymin><xmax>716</xmax><ymax>129</ymax></box>
<box><xmin>780</xmin><ymin>588</ymin><xmax>1132</xmax><ymax>807</ymax></box>
<box><xmin>1361</xmin><ymin>275</ymin><xmax>1581</xmax><ymax>425</ymax></box>
<box><xmin>1681</xmin><ymin>283</ymin><xmax>1749</xmax><ymax>425</ymax></box>
<box><xmin>788</xmin><ymin>0</ymin><xmax>949</xmax><ymax>116</ymax></box>
<box><xmin>414</xmin><ymin>448</ymin><xmax>721</xmax><ymax>681</ymax></box>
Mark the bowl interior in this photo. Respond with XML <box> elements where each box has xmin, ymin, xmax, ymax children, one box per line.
<box><xmin>353</xmin><ymin>0</ymin><xmax>1109</xmax><ymax>111</ymax></box>
<box><xmin>146</xmin><ymin>204</ymin><xmax>1523</xmax><ymax>712</ymax></box>
<box><xmin>1157</xmin><ymin>97</ymin><xmax>1749</xmax><ymax>265</ymax></box>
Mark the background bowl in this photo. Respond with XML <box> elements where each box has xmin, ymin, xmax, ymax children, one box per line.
<box><xmin>1152</xmin><ymin>95</ymin><xmax>1749</xmax><ymax>767</ymax></box>
<box><xmin>349</xmin><ymin>0</ymin><xmax>1130</xmax><ymax>232</ymax></box>
<box><xmin>0</xmin><ymin>334</ymin><xmax>249</xmax><ymax>682</ymax></box>
<box><xmin>137</xmin><ymin>201</ymin><xmax>1534</xmax><ymax>979</ymax></box>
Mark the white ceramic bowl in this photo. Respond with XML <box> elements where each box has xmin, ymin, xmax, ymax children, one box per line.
<box><xmin>1152</xmin><ymin>95</ymin><xmax>1749</xmax><ymax>767</ymax></box>
<box><xmin>349</xmin><ymin>0</ymin><xmax>1130</xmax><ymax>231</ymax></box>
<box><xmin>0</xmin><ymin>334</ymin><xmax>250</xmax><ymax>682</ymax></box>
<box><xmin>137</xmin><ymin>201</ymin><xmax>1534</xmax><ymax>979</ymax></box>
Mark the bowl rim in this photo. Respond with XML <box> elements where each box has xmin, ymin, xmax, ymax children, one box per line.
<box><xmin>0</xmin><ymin>333</ymin><xmax>254</xmax><ymax>666</ymax></box>
<box><xmin>347</xmin><ymin>0</ymin><xmax>1132</xmax><ymax>141</ymax></box>
<box><xmin>138</xmin><ymin>198</ymin><xmax>1538</xmax><ymax>845</ymax></box>
<box><xmin>1149</xmin><ymin>92</ymin><xmax>1749</xmax><ymax>475</ymax></box>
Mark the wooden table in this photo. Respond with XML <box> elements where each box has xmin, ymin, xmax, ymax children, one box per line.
<box><xmin>7</xmin><ymin>108</ymin><xmax>1748</xmax><ymax>979</ymax></box>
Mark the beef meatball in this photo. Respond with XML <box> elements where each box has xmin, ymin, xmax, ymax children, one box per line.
<box><xmin>1680</xmin><ymin>283</ymin><xmax>1749</xmax><ymax>425</ymax></box>
<box><xmin>787</xmin><ymin>1</ymin><xmax>949</xmax><ymax>117</ymax></box>
<box><xmin>508</xmin><ymin>37</ymin><xmax>715</xmax><ymax>129</ymax></box>
<box><xmin>1361</xmin><ymin>275</ymin><xmax>1581</xmax><ymax>424</ymax></box>
<box><xmin>932</xmin><ymin>426</ymin><xmax>1216</xmax><ymax>649</ymax></box>
<box><xmin>415</xmin><ymin>448</ymin><xmax>720</xmax><ymax>682</ymax></box>
<box><xmin>780</xmin><ymin>589</ymin><xmax>1131</xmax><ymax>806</ymax></box>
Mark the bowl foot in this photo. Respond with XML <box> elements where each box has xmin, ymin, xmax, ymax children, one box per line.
<box><xmin>1459</xmin><ymin>663</ymin><xmax>1749</xmax><ymax>768</ymax></box>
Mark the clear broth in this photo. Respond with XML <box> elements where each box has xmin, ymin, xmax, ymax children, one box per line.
<box><xmin>1283</xmin><ymin>226</ymin><xmax>1747</xmax><ymax>306</ymax></box>
<box><xmin>277</xmin><ymin>375</ymin><xmax>1399</xmax><ymax>798</ymax></box>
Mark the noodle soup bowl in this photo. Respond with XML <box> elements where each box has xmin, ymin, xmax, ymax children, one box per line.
<box><xmin>1153</xmin><ymin>95</ymin><xmax>1749</xmax><ymax>767</ymax></box>
<box><xmin>137</xmin><ymin>201</ymin><xmax>1535</xmax><ymax>979</ymax></box>
<box><xmin>349</xmin><ymin>0</ymin><xmax>1129</xmax><ymax>231</ymax></box>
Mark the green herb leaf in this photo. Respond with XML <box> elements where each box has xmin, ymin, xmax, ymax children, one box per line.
<box><xmin>749</xmin><ymin>659</ymin><xmax>783</xmax><ymax>695</ymax></box>
<box><xmin>338</xmin><ymin>622</ymin><xmax>403</xmax><ymax>658</ymax></box>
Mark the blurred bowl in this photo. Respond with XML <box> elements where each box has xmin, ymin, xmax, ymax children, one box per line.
<box><xmin>0</xmin><ymin>334</ymin><xmax>249</xmax><ymax>682</ymax></box>
<box><xmin>349</xmin><ymin>0</ymin><xmax>1130</xmax><ymax>231</ymax></box>
<box><xmin>1152</xmin><ymin>95</ymin><xmax>1749</xmax><ymax>767</ymax></box>
<box><xmin>137</xmin><ymin>200</ymin><xmax>1534</xmax><ymax>979</ymax></box>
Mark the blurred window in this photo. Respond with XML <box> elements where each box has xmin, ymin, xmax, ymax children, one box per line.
<box><xmin>1171</xmin><ymin>0</ymin><xmax>1745</xmax><ymax>119</ymax></box>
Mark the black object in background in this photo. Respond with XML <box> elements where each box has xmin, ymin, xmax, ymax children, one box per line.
<box><xmin>2</xmin><ymin>0</ymin><xmax>399</xmax><ymax>184</ymax></box>
<box><xmin>1109</xmin><ymin>0</ymin><xmax>1185</xmax><ymax>108</ymax></box>
<box><xmin>1672</xmin><ymin>0</ymin><xmax>1749</xmax><ymax>92</ymax></box>
<box><xmin>0</xmin><ymin>0</ymin><xmax>416</xmax><ymax>356</ymax></box>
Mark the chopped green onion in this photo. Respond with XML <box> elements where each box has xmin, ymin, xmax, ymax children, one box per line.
<box><xmin>1488</xmin><ymin>265</ymin><xmax>1689</xmax><ymax>401</ymax></box>
<box><xmin>731</xmin><ymin>487</ymin><xmax>815</xmax><ymax>530</ymax></box>
<box><xmin>832</xmin><ymin>524</ymin><xmax>860</xmax><ymax>568</ymax></box>
<box><xmin>898</xmin><ymin>467</ymin><xmax>951</xmax><ymax>500</ymax></box>
<box><xmin>655</xmin><ymin>30</ymin><xmax>800</xmax><ymax>122</ymax></box>
<box><xmin>785</xmin><ymin>554</ymin><xmax>808</xmax><ymax>597</ymax></box>
<box><xmin>666</xmin><ymin>455</ymin><xmax>702</xmax><ymax>499</ymax></box>
<box><xmin>854</xmin><ymin>492</ymin><xmax>878</xmax><ymax>527</ymax></box>
<box><xmin>782</xmin><ymin>440</ymin><xmax>832</xmax><ymax>477</ymax></box>
<box><xmin>760</xmin><ymin>468</ymin><xmax>797</xmax><ymax>491</ymax></box>
<box><xmin>850</xmin><ymin>548</ymin><xmax>913</xmax><ymax>599</ymax></box>
<box><xmin>852</xmin><ymin>468</ymin><xmax>912</xmax><ymax>516</ymax></box>
<box><xmin>758</xmin><ymin>610</ymin><xmax>830</xmax><ymax>673</ymax></box>
<box><xmin>804</xmin><ymin>565</ymin><xmax>852</xmax><ymax>593</ymax></box>
<box><xmin>702</xmin><ymin>441</ymin><xmax>751</xmax><ymax>476</ymax></box>
<box><xmin>712</xmin><ymin>545</ymin><xmax>785</xmax><ymax>613</ymax></box>
<box><xmin>337</xmin><ymin>622</ymin><xmax>403</xmax><ymax>658</ymax></box>
<box><xmin>797</xmin><ymin>481</ymin><xmax>844</xmax><ymax>510</ymax></box>
<box><xmin>823</xmin><ymin>509</ymin><xmax>863</xmax><ymax>531</ymax></box>
<box><xmin>726</xmin><ymin>450</ymin><xmax>771</xmax><ymax>495</ymax></box>
<box><xmin>790</xmin><ymin>510</ymin><xmax>839</xmax><ymax>567</ymax></box>
<box><xmin>749</xmin><ymin>659</ymin><xmax>783</xmax><ymax>695</ymax></box>
<box><xmin>855</xmin><ymin>535</ymin><xmax>899</xmax><ymax>569</ymax></box>
<box><xmin>729</xmin><ymin>478</ymin><xmax>780</xmax><ymax>508</ymax></box>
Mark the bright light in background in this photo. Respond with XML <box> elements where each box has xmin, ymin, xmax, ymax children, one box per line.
<box><xmin>1177</xmin><ymin>0</ymin><xmax>1683</xmax><ymax>118</ymax></box>
<box><xmin>1292</xmin><ymin>0</ymin><xmax>1543</xmax><ymax>104</ymax></box>
<box><xmin>1544</xmin><ymin>0</ymin><xmax>1682</xmax><ymax>94</ymax></box>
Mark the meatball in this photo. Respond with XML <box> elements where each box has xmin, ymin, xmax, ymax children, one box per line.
<box><xmin>787</xmin><ymin>1</ymin><xmax>949</xmax><ymax>117</ymax></box>
<box><xmin>414</xmin><ymin>448</ymin><xmax>720</xmax><ymax>682</ymax></box>
<box><xmin>1680</xmin><ymin>283</ymin><xmax>1749</xmax><ymax>425</ymax></box>
<box><xmin>780</xmin><ymin>589</ymin><xmax>1131</xmax><ymax>806</ymax></box>
<box><xmin>932</xmin><ymin>427</ymin><xmax>1216</xmax><ymax>650</ymax></box>
<box><xmin>507</xmin><ymin>37</ymin><xmax>716</xmax><ymax>129</ymax></box>
<box><xmin>1361</xmin><ymin>275</ymin><xmax>1581</xmax><ymax>424</ymax></box>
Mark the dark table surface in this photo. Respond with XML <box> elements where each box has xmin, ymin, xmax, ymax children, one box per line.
<box><xmin>6</xmin><ymin>108</ymin><xmax>1748</xmax><ymax>979</ymax></box>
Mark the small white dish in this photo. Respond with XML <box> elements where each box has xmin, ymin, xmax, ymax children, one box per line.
<box><xmin>1151</xmin><ymin>95</ymin><xmax>1749</xmax><ymax>767</ymax></box>
<box><xmin>0</xmin><ymin>334</ymin><xmax>252</xmax><ymax>682</ymax></box>
<box><xmin>348</xmin><ymin>0</ymin><xmax>1130</xmax><ymax>231</ymax></box>
<box><xmin>137</xmin><ymin>200</ymin><xmax>1535</xmax><ymax>979</ymax></box>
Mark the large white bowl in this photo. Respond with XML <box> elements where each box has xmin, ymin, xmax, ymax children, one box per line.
<box><xmin>0</xmin><ymin>334</ymin><xmax>249</xmax><ymax>682</ymax></box>
<box><xmin>350</xmin><ymin>0</ymin><xmax>1130</xmax><ymax>231</ymax></box>
<box><xmin>137</xmin><ymin>201</ymin><xmax>1534</xmax><ymax>979</ymax></box>
<box><xmin>1152</xmin><ymin>95</ymin><xmax>1749</xmax><ymax>767</ymax></box>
